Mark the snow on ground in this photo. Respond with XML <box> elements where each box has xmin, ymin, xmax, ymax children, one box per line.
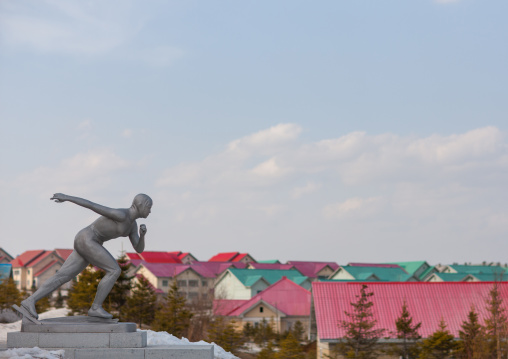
<box><xmin>0</xmin><ymin>348</ymin><xmax>64</xmax><ymax>359</ymax></box>
<box><xmin>143</xmin><ymin>330</ymin><xmax>239</xmax><ymax>359</ymax></box>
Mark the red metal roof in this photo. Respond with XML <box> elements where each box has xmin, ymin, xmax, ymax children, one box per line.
<box><xmin>55</xmin><ymin>249</ymin><xmax>73</xmax><ymax>261</ymax></box>
<box><xmin>140</xmin><ymin>262</ymin><xmax>216</xmax><ymax>278</ymax></box>
<box><xmin>11</xmin><ymin>250</ymin><xmax>46</xmax><ymax>268</ymax></box>
<box><xmin>126</xmin><ymin>251</ymin><xmax>182</xmax><ymax>264</ymax></box>
<box><xmin>192</xmin><ymin>261</ymin><xmax>247</xmax><ymax>275</ymax></box>
<box><xmin>287</xmin><ymin>261</ymin><xmax>340</xmax><ymax>278</ymax></box>
<box><xmin>216</xmin><ymin>277</ymin><xmax>311</xmax><ymax>317</ymax></box>
<box><xmin>209</xmin><ymin>252</ymin><xmax>240</xmax><ymax>262</ymax></box>
<box><xmin>313</xmin><ymin>282</ymin><xmax>508</xmax><ymax>340</ymax></box>
<box><xmin>213</xmin><ymin>300</ymin><xmax>248</xmax><ymax>315</ymax></box>
<box><xmin>34</xmin><ymin>260</ymin><xmax>59</xmax><ymax>277</ymax></box>
<box><xmin>28</xmin><ymin>251</ymin><xmax>56</xmax><ymax>268</ymax></box>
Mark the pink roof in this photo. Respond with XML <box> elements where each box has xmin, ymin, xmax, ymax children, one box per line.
<box><xmin>209</xmin><ymin>252</ymin><xmax>240</xmax><ymax>262</ymax></box>
<box><xmin>55</xmin><ymin>249</ymin><xmax>73</xmax><ymax>261</ymax></box>
<box><xmin>214</xmin><ymin>300</ymin><xmax>248</xmax><ymax>316</ymax></box>
<box><xmin>28</xmin><ymin>251</ymin><xmax>55</xmax><ymax>268</ymax></box>
<box><xmin>192</xmin><ymin>261</ymin><xmax>247</xmax><ymax>276</ymax></box>
<box><xmin>348</xmin><ymin>263</ymin><xmax>403</xmax><ymax>269</ymax></box>
<box><xmin>287</xmin><ymin>261</ymin><xmax>340</xmax><ymax>278</ymax></box>
<box><xmin>216</xmin><ymin>277</ymin><xmax>311</xmax><ymax>317</ymax></box>
<box><xmin>126</xmin><ymin>251</ymin><xmax>182</xmax><ymax>264</ymax></box>
<box><xmin>249</xmin><ymin>263</ymin><xmax>295</xmax><ymax>270</ymax></box>
<box><xmin>313</xmin><ymin>282</ymin><xmax>508</xmax><ymax>340</ymax></box>
<box><xmin>11</xmin><ymin>250</ymin><xmax>46</xmax><ymax>268</ymax></box>
<box><xmin>141</xmin><ymin>262</ymin><xmax>216</xmax><ymax>278</ymax></box>
<box><xmin>34</xmin><ymin>260</ymin><xmax>59</xmax><ymax>277</ymax></box>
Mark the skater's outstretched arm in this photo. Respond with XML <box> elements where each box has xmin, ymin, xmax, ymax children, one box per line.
<box><xmin>50</xmin><ymin>193</ymin><xmax>127</xmax><ymax>222</ymax></box>
<box><xmin>129</xmin><ymin>222</ymin><xmax>146</xmax><ymax>253</ymax></box>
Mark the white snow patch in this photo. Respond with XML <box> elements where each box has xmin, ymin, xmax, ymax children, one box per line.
<box><xmin>0</xmin><ymin>347</ymin><xmax>64</xmax><ymax>359</ymax></box>
<box><xmin>143</xmin><ymin>330</ymin><xmax>239</xmax><ymax>359</ymax></box>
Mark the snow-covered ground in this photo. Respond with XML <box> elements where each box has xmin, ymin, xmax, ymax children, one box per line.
<box><xmin>0</xmin><ymin>309</ymin><xmax>238</xmax><ymax>359</ymax></box>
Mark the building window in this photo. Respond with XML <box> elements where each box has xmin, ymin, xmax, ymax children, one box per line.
<box><xmin>162</xmin><ymin>280</ymin><xmax>169</xmax><ymax>287</ymax></box>
<box><xmin>27</xmin><ymin>269</ymin><xmax>30</xmax><ymax>275</ymax></box>
<box><xmin>14</xmin><ymin>270</ymin><xmax>20</xmax><ymax>275</ymax></box>
<box><xmin>188</xmin><ymin>292</ymin><xmax>198</xmax><ymax>300</ymax></box>
<box><xmin>202</xmin><ymin>293</ymin><xmax>208</xmax><ymax>300</ymax></box>
<box><xmin>177</xmin><ymin>280</ymin><xmax>187</xmax><ymax>287</ymax></box>
<box><xmin>201</xmin><ymin>280</ymin><xmax>208</xmax><ymax>287</ymax></box>
<box><xmin>188</xmin><ymin>280</ymin><xmax>198</xmax><ymax>287</ymax></box>
<box><xmin>14</xmin><ymin>280</ymin><xmax>19</xmax><ymax>286</ymax></box>
<box><xmin>260</xmin><ymin>306</ymin><xmax>264</xmax><ymax>313</ymax></box>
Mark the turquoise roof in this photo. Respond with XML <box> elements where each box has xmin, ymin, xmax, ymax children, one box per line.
<box><xmin>431</xmin><ymin>273</ymin><xmax>467</xmax><ymax>282</ymax></box>
<box><xmin>419</xmin><ymin>266</ymin><xmax>436</xmax><ymax>280</ymax></box>
<box><xmin>228</xmin><ymin>268</ymin><xmax>308</xmax><ymax>287</ymax></box>
<box><xmin>257</xmin><ymin>260</ymin><xmax>281</xmax><ymax>264</ymax></box>
<box><xmin>389</xmin><ymin>261</ymin><xmax>427</xmax><ymax>275</ymax></box>
<box><xmin>341</xmin><ymin>266</ymin><xmax>413</xmax><ymax>282</ymax></box>
<box><xmin>467</xmin><ymin>273</ymin><xmax>508</xmax><ymax>282</ymax></box>
<box><xmin>449</xmin><ymin>265</ymin><xmax>507</xmax><ymax>276</ymax></box>
<box><xmin>0</xmin><ymin>263</ymin><xmax>12</xmax><ymax>281</ymax></box>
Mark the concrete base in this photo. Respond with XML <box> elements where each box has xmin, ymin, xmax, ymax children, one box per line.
<box><xmin>43</xmin><ymin>345</ymin><xmax>214</xmax><ymax>359</ymax></box>
<box><xmin>8</xmin><ymin>331</ymin><xmax>147</xmax><ymax>348</ymax></box>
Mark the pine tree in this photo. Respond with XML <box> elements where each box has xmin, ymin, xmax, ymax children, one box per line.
<box><xmin>418</xmin><ymin>318</ymin><xmax>459</xmax><ymax>359</ymax></box>
<box><xmin>35</xmin><ymin>295</ymin><xmax>51</xmax><ymax>313</ymax></box>
<box><xmin>66</xmin><ymin>265</ymin><xmax>103</xmax><ymax>316</ymax></box>
<box><xmin>243</xmin><ymin>322</ymin><xmax>255</xmax><ymax>340</ymax></box>
<box><xmin>122</xmin><ymin>275</ymin><xmax>157</xmax><ymax>328</ymax></box>
<box><xmin>457</xmin><ymin>305</ymin><xmax>487</xmax><ymax>359</ymax></box>
<box><xmin>484</xmin><ymin>283</ymin><xmax>508</xmax><ymax>359</ymax></box>
<box><xmin>337</xmin><ymin>284</ymin><xmax>385</xmax><ymax>359</ymax></box>
<box><xmin>104</xmin><ymin>255</ymin><xmax>133</xmax><ymax>316</ymax></box>
<box><xmin>151</xmin><ymin>280</ymin><xmax>193</xmax><ymax>337</ymax></box>
<box><xmin>0</xmin><ymin>278</ymin><xmax>22</xmax><ymax>311</ymax></box>
<box><xmin>257</xmin><ymin>341</ymin><xmax>276</xmax><ymax>359</ymax></box>
<box><xmin>391</xmin><ymin>299</ymin><xmax>422</xmax><ymax>359</ymax></box>
<box><xmin>207</xmin><ymin>317</ymin><xmax>246</xmax><ymax>355</ymax></box>
<box><xmin>53</xmin><ymin>289</ymin><xmax>65</xmax><ymax>309</ymax></box>
<box><xmin>254</xmin><ymin>318</ymin><xmax>277</xmax><ymax>348</ymax></box>
<box><xmin>292</xmin><ymin>320</ymin><xmax>306</xmax><ymax>342</ymax></box>
<box><xmin>275</xmin><ymin>332</ymin><xmax>305</xmax><ymax>359</ymax></box>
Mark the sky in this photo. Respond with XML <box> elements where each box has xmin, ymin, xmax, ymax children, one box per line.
<box><xmin>0</xmin><ymin>0</ymin><xmax>507</xmax><ymax>265</ymax></box>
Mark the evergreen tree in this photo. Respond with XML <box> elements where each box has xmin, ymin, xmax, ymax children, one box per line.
<box><xmin>152</xmin><ymin>280</ymin><xmax>193</xmax><ymax>337</ymax></box>
<box><xmin>66</xmin><ymin>265</ymin><xmax>103</xmax><ymax>316</ymax></box>
<box><xmin>292</xmin><ymin>320</ymin><xmax>306</xmax><ymax>342</ymax></box>
<box><xmin>122</xmin><ymin>276</ymin><xmax>157</xmax><ymax>328</ymax></box>
<box><xmin>254</xmin><ymin>318</ymin><xmax>277</xmax><ymax>348</ymax></box>
<box><xmin>275</xmin><ymin>332</ymin><xmax>305</xmax><ymax>359</ymax></box>
<box><xmin>35</xmin><ymin>295</ymin><xmax>51</xmax><ymax>313</ymax></box>
<box><xmin>484</xmin><ymin>283</ymin><xmax>508</xmax><ymax>359</ymax></box>
<box><xmin>0</xmin><ymin>278</ymin><xmax>22</xmax><ymax>311</ymax></box>
<box><xmin>391</xmin><ymin>299</ymin><xmax>422</xmax><ymax>359</ymax></box>
<box><xmin>418</xmin><ymin>318</ymin><xmax>459</xmax><ymax>359</ymax></box>
<box><xmin>243</xmin><ymin>322</ymin><xmax>255</xmax><ymax>340</ymax></box>
<box><xmin>257</xmin><ymin>341</ymin><xmax>277</xmax><ymax>359</ymax></box>
<box><xmin>53</xmin><ymin>289</ymin><xmax>65</xmax><ymax>309</ymax></box>
<box><xmin>457</xmin><ymin>305</ymin><xmax>487</xmax><ymax>359</ymax></box>
<box><xmin>104</xmin><ymin>255</ymin><xmax>133</xmax><ymax>316</ymax></box>
<box><xmin>337</xmin><ymin>284</ymin><xmax>385</xmax><ymax>359</ymax></box>
<box><xmin>207</xmin><ymin>317</ymin><xmax>246</xmax><ymax>355</ymax></box>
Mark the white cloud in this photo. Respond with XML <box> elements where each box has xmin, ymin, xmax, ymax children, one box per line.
<box><xmin>323</xmin><ymin>197</ymin><xmax>382</xmax><ymax>219</ymax></box>
<box><xmin>122</xmin><ymin>129</ymin><xmax>133</xmax><ymax>138</ymax></box>
<box><xmin>291</xmin><ymin>182</ymin><xmax>320</xmax><ymax>199</ymax></box>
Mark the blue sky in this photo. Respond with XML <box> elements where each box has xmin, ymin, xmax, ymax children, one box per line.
<box><xmin>0</xmin><ymin>0</ymin><xmax>507</xmax><ymax>264</ymax></box>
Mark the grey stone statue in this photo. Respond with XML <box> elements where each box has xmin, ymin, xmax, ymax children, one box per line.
<box><xmin>20</xmin><ymin>193</ymin><xmax>153</xmax><ymax>320</ymax></box>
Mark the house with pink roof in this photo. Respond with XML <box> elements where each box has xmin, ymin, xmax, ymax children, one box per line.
<box><xmin>134</xmin><ymin>262</ymin><xmax>216</xmax><ymax>302</ymax></box>
<box><xmin>312</xmin><ymin>281</ymin><xmax>508</xmax><ymax>359</ymax></box>
<box><xmin>208</xmin><ymin>252</ymin><xmax>256</xmax><ymax>264</ymax></box>
<box><xmin>215</xmin><ymin>277</ymin><xmax>312</xmax><ymax>336</ymax></box>
<box><xmin>286</xmin><ymin>261</ymin><xmax>339</xmax><ymax>280</ymax></box>
<box><xmin>126</xmin><ymin>251</ymin><xmax>183</xmax><ymax>264</ymax></box>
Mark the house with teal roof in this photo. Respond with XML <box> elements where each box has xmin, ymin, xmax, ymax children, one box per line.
<box><xmin>442</xmin><ymin>264</ymin><xmax>507</xmax><ymax>277</ymax></box>
<box><xmin>214</xmin><ymin>268</ymin><xmax>311</xmax><ymax>299</ymax></box>
<box><xmin>0</xmin><ymin>263</ymin><xmax>12</xmax><ymax>281</ymax></box>
<box><xmin>425</xmin><ymin>273</ymin><xmax>469</xmax><ymax>282</ymax></box>
<box><xmin>329</xmin><ymin>265</ymin><xmax>418</xmax><ymax>282</ymax></box>
<box><xmin>387</xmin><ymin>261</ymin><xmax>437</xmax><ymax>281</ymax></box>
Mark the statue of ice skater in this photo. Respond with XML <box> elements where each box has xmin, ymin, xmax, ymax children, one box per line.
<box><xmin>20</xmin><ymin>193</ymin><xmax>152</xmax><ymax>320</ymax></box>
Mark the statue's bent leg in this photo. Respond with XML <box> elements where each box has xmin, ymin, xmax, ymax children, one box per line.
<box><xmin>75</xmin><ymin>237</ymin><xmax>120</xmax><ymax>319</ymax></box>
<box><xmin>21</xmin><ymin>251</ymin><xmax>88</xmax><ymax>319</ymax></box>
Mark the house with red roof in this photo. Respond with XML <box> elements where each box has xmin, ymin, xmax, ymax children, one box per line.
<box><xmin>312</xmin><ymin>281</ymin><xmax>508</xmax><ymax>359</ymax></box>
<box><xmin>0</xmin><ymin>247</ymin><xmax>14</xmax><ymax>264</ymax></box>
<box><xmin>214</xmin><ymin>277</ymin><xmax>312</xmax><ymax>336</ymax></box>
<box><xmin>208</xmin><ymin>252</ymin><xmax>256</xmax><ymax>264</ymax></box>
<box><xmin>10</xmin><ymin>249</ymin><xmax>73</xmax><ymax>290</ymax></box>
<box><xmin>134</xmin><ymin>262</ymin><xmax>215</xmax><ymax>302</ymax></box>
<box><xmin>287</xmin><ymin>261</ymin><xmax>339</xmax><ymax>280</ymax></box>
<box><xmin>167</xmin><ymin>251</ymin><xmax>198</xmax><ymax>264</ymax></box>
<box><xmin>126</xmin><ymin>251</ymin><xmax>183</xmax><ymax>265</ymax></box>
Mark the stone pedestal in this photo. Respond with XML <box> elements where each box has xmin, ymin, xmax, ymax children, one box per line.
<box><xmin>7</xmin><ymin>315</ymin><xmax>214</xmax><ymax>359</ymax></box>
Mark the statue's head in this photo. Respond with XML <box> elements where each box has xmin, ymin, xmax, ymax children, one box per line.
<box><xmin>132</xmin><ymin>194</ymin><xmax>153</xmax><ymax>218</ymax></box>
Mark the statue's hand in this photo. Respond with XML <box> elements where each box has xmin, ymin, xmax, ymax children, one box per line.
<box><xmin>50</xmin><ymin>193</ymin><xmax>68</xmax><ymax>203</ymax></box>
<box><xmin>140</xmin><ymin>224</ymin><xmax>147</xmax><ymax>235</ymax></box>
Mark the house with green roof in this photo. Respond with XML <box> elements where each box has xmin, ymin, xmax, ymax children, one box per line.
<box><xmin>330</xmin><ymin>265</ymin><xmax>418</xmax><ymax>282</ymax></box>
<box><xmin>214</xmin><ymin>268</ymin><xmax>311</xmax><ymax>300</ymax></box>
<box><xmin>441</xmin><ymin>264</ymin><xmax>507</xmax><ymax>278</ymax></box>
<box><xmin>387</xmin><ymin>261</ymin><xmax>437</xmax><ymax>280</ymax></box>
<box><xmin>425</xmin><ymin>273</ymin><xmax>469</xmax><ymax>282</ymax></box>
